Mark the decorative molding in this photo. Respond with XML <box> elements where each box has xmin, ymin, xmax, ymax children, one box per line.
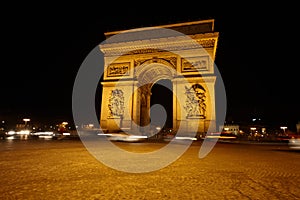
<box><xmin>164</xmin><ymin>57</ymin><xmax>177</xmax><ymax>68</ymax></box>
<box><xmin>195</xmin><ymin>39</ymin><xmax>216</xmax><ymax>48</ymax></box>
<box><xmin>129</xmin><ymin>48</ymin><xmax>164</xmax><ymax>55</ymax></box>
<box><xmin>134</xmin><ymin>57</ymin><xmax>177</xmax><ymax>68</ymax></box>
<box><xmin>100</xmin><ymin>33</ymin><xmax>218</xmax><ymax>56</ymax></box>
<box><xmin>134</xmin><ymin>58</ymin><xmax>150</xmax><ymax>67</ymax></box>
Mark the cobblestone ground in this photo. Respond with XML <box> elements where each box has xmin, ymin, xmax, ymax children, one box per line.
<box><xmin>0</xmin><ymin>139</ymin><xmax>299</xmax><ymax>200</ymax></box>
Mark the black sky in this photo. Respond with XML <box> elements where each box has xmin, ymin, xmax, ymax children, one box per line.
<box><xmin>1</xmin><ymin>12</ymin><xmax>299</xmax><ymax>129</ymax></box>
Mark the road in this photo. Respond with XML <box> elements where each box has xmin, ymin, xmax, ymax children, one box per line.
<box><xmin>0</xmin><ymin>139</ymin><xmax>299</xmax><ymax>199</ymax></box>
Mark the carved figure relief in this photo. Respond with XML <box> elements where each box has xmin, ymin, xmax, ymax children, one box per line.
<box><xmin>108</xmin><ymin>89</ymin><xmax>125</xmax><ymax>117</ymax></box>
<box><xmin>184</xmin><ymin>84</ymin><xmax>206</xmax><ymax>118</ymax></box>
<box><xmin>181</xmin><ymin>56</ymin><xmax>209</xmax><ymax>72</ymax></box>
<box><xmin>107</xmin><ymin>62</ymin><xmax>130</xmax><ymax>77</ymax></box>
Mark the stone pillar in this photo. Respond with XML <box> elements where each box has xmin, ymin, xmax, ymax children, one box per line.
<box><xmin>131</xmin><ymin>81</ymin><xmax>140</xmax><ymax>133</ymax></box>
<box><xmin>140</xmin><ymin>84</ymin><xmax>151</xmax><ymax>133</ymax></box>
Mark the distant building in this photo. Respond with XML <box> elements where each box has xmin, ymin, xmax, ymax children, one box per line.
<box><xmin>219</xmin><ymin>124</ymin><xmax>240</xmax><ymax>135</ymax></box>
<box><xmin>16</xmin><ymin>124</ymin><xmax>26</xmax><ymax>130</ymax></box>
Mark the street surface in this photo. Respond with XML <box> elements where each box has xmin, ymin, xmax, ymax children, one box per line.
<box><xmin>0</xmin><ymin>139</ymin><xmax>299</xmax><ymax>199</ymax></box>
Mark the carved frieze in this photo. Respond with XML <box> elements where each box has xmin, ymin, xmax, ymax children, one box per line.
<box><xmin>194</xmin><ymin>38</ymin><xmax>216</xmax><ymax>48</ymax></box>
<box><xmin>128</xmin><ymin>48</ymin><xmax>164</xmax><ymax>55</ymax></box>
<box><xmin>134</xmin><ymin>57</ymin><xmax>177</xmax><ymax>68</ymax></box>
<box><xmin>107</xmin><ymin>62</ymin><xmax>130</xmax><ymax>77</ymax></box>
<box><xmin>181</xmin><ymin>56</ymin><xmax>209</xmax><ymax>72</ymax></box>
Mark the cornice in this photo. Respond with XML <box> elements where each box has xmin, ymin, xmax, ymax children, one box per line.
<box><xmin>100</xmin><ymin>32</ymin><xmax>219</xmax><ymax>56</ymax></box>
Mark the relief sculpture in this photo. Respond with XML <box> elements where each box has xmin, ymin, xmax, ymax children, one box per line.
<box><xmin>107</xmin><ymin>62</ymin><xmax>130</xmax><ymax>77</ymax></box>
<box><xmin>181</xmin><ymin>56</ymin><xmax>209</xmax><ymax>72</ymax></box>
<box><xmin>184</xmin><ymin>84</ymin><xmax>206</xmax><ymax>118</ymax></box>
<box><xmin>108</xmin><ymin>89</ymin><xmax>125</xmax><ymax>117</ymax></box>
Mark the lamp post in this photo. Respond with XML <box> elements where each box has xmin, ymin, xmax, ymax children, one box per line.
<box><xmin>280</xmin><ymin>126</ymin><xmax>287</xmax><ymax>135</ymax></box>
<box><xmin>23</xmin><ymin>118</ymin><xmax>30</xmax><ymax>129</ymax></box>
<box><xmin>62</xmin><ymin>122</ymin><xmax>68</xmax><ymax>126</ymax></box>
<box><xmin>250</xmin><ymin>127</ymin><xmax>256</xmax><ymax>134</ymax></box>
<box><xmin>250</xmin><ymin>127</ymin><xmax>256</xmax><ymax>140</ymax></box>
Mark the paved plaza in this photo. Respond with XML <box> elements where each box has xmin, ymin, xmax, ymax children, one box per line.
<box><xmin>0</xmin><ymin>139</ymin><xmax>300</xmax><ymax>199</ymax></box>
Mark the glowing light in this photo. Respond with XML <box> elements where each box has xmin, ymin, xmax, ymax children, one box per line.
<box><xmin>175</xmin><ymin>136</ymin><xmax>197</xmax><ymax>140</ymax></box>
<box><xmin>280</xmin><ymin>126</ymin><xmax>288</xmax><ymax>134</ymax></box>
<box><xmin>31</xmin><ymin>131</ymin><xmax>53</xmax><ymax>136</ymax></box>
<box><xmin>7</xmin><ymin>130</ymin><xmax>16</xmax><ymax>135</ymax></box>
<box><xmin>129</xmin><ymin>135</ymin><xmax>147</xmax><ymax>139</ymax></box>
<box><xmin>17</xmin><ymin>130</ymin><xmax>30</xmax><ymax>135</ymax></box>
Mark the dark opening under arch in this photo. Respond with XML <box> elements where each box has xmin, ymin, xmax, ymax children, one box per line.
<box><xmin>150</xmin><ymin>79</ymin><xmax>173</xmax><ymax>129</ymax></box>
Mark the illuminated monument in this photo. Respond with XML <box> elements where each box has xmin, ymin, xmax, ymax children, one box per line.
<box><xmin>99</xmin><ymin>19</ymin><xmax>219</xmax><ymax>135</ymax></box>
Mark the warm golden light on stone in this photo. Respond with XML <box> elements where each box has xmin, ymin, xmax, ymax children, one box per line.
<box><xmin>99</xmin><ymin>19</ymin><xmax>219</xmax><ymax>135</ymax></box>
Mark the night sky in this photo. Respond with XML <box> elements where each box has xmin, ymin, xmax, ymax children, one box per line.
<box><xmin>1</xmin><ymin>12</ymin><xmax>299</xmax><ymax>130</ymax></box>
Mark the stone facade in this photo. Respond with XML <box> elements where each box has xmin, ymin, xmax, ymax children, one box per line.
<box><xmin>99</xmin><ymin>19</ymin><xmax>219</xmax><ymax>135</ymax></box>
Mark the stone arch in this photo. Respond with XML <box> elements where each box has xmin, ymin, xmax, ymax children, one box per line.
<box><xmin>99</xmin><ymin>19</ymin><xmax>219</xmax><ymax>134</ymax></box>
<box><xmin>135</xmin><ymin>61</ymin><xmax>175</xmax><ymax>132</ymax></box>
<box><xmin>135</xmin><ymin>58</ymin><xmax>175</xmax><ymax>87</ymax></box>
<box><xmin>150</xmin><ymin>78</ymin><xmax>173</xmax><ymax>129</ymax></box>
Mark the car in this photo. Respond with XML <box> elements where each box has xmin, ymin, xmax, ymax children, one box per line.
<box><xmin>98</xmin><ymin>132</ymin><xmax>147</xmax><ymax>142</ymax></box>
<box><xmin>276</xmin><ymin>135</ymin><xmax>291</xmax><ymax>143</ymax></box>
<box><xmin>205</xmin><ymin>132</ymin><xmax>237</xmax><ymax>140</ymax></box>
<box><xmin>288</xmin><ymin>138</ymin><xmax>300</xmax><ymax>150</ymax></box>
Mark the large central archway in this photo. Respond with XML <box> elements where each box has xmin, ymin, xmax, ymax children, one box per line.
<box><xmin>150</xmin><ymin>79</ymin><xmax>173</xmax><ymax>129</ymax></box>
<box><xmin>135</xmin><ymin>62</ymin><xmax>176</xmax><ymax>134</ymax></box>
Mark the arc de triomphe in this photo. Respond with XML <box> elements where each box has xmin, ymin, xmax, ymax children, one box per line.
<box><xmin>99</xmin><ymin>19</ymin><xmax>219</xmax><ymax>136</ymax></box>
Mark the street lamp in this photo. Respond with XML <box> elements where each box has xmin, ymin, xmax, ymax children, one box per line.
<box><xmin>23</xmin><ymin>118</ymin><xmax>30</xmax><ymax>128</ymax></box>
<box><xmin>250</xmin><ymin>127</ymin><xmax>256</xmax><ymax>137</ymax></box>
<box><xmin>250</xmin><ymin>127</ymin><xmax>256</xmax><ymax>133</ymax></box>
<box><xmin>280</xmin><ymin>126</ymin><xmax>287</xmax><ymax>135</ymax></box>
<box><xmin>62</xmin><ymin>122</ymin><xmax>68</xmax><ymax>126</ymax></box>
